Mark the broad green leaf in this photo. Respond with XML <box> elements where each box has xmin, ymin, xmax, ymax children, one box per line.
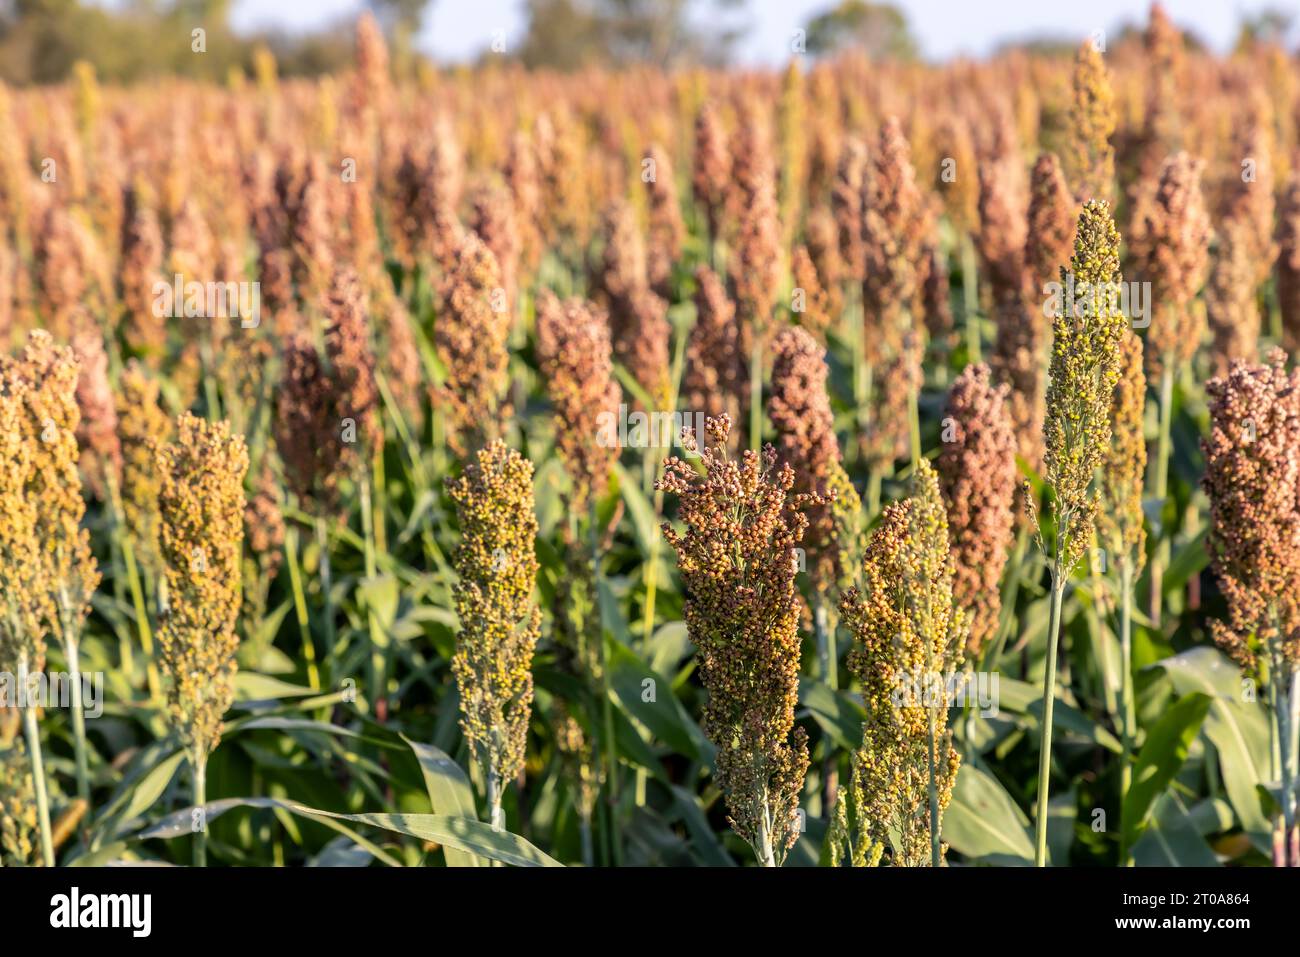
<box><xmin>669</xmin><ymin>785</ymin><xmax>733</xmax><ymax>867</ymax></box>
<box><xmin>296</xmin><ymin>809</ymin><xmax>563</xmax><ymax>867</ymax></box>
<box><xmin>1131</xmin><ymin>792</ymin><xmax>1220</xmax><ymax>867</ymax></box>
<box><xmin>1151</xmin><ymin>648</ymin><xmax>1273</xmax><ymax>850</ymax></box>
<box><xmin>100</xmin><ymin>749</ymin><xmax>186</xmax><ymax>841</ymax></box>
<box><xmin>646</xmin><ymin>621</ymin><xmax>692</xmax><ymax>675</ymax></box>
<box><xmin>232</xmin><ymin>717</ymin><xmax>363</xmax><ymax>738</ymax></box>
<box><xmin>400</xmin><ymin>736</ymin><xmax>487</xmax><ymax>867</ymax></box>
<box><xmin>137</xmin><ymin>797</ymin><xmax>402</xmax><ymax>867</ymax></box>
<box><xmin>608</xmin><ymin>641</ymin><xmax>710</xmax><ymax>762</ymax></box>
<box><xmin>234</xmin><ymin>672</ymin><xmax>317</xmax><ymax>701</ymax></box>
<box><xmin>798</xmin><ymin>678</ymin><xmax>866</xmax><ymax>752</ymax></box>
<box><xmin>615</xmin><ymin>462</ymin><xmax>660</xmax><ymax>553</ymax></box>
<box><xmin>946</xmin><ymin>763</ymin><xmax>1034</xmax><ymax>864</ymax></box>
<box><xmin>1122</xmin><ymin>692</ymin><xmax>1211</xmax><ymax>849</ymax></box>
<box><xmin>358</xmin><ymin>574</ymin><xmax>401</xmax><ymax>631</ymax></box>
<box><xmin>997</xmin><ymin>677</ymin><xmax>1123</xmax><ymax>753</ymax></box>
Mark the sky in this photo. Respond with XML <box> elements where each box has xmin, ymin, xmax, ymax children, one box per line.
<box><xmin>227</xmin><ymin>0</ymin><xmax>1298</xmax><ymax>63</ymax></box>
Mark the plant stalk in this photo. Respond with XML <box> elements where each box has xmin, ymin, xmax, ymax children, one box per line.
<box><xmin>1149</xmin><ymin>363</ymin><xmax>1174</xmax><ymax>624</ymax></box>
<box><xmin>20</xmin><ymin>660</ymin><xmax>54</xmax><ymax>867</ymax></box>
<box><xmin>961</xmin><ymin>233</ymin><xmax>980</xmax><ymax>363</ymax></box>
<box><xmin>193</xmin><ymin>752</ymin><xmax>207</xmax><ymax>867</ymax></box>
<box><xmin>64</xmin><ymin>633</ymin><xmax>90</xmax><ymax>803</ymax></box>
<box><xmin>1118</xmin><ymin>561</ymin><xmax>1136</xmax><ymax>866</ymax></box>
<box><xmin>592</xmin><ymin>506</ymin><xmax>621</xmax><ymax>867</ymax></box>
<box><xmin>284</xmin><ymin>524</ymin><xmax>321</xmax><ymax>692</ymax></box>
<box><xmin>1035</xmin><ymin>569</ymin><xmax>1068</xmax><ymax>867</ymax></box>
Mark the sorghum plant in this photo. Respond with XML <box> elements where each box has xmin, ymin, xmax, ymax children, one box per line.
<box><xmin>1064</xmin><ymin>40</ymin><xmax>1115</xmax><ymax>203</ymax></box>
<box><xmin>839</xmin><ymin>459</ymin><xmax>966</xmax><ymax>867</ymax></box>
<box><xmin>936</xmin><ymin>363</ymin><xmax>1017</xmax><ymax>658</ymax></box>
<box><xmin>768</xmin><ymin>325</ymin><xmax>858</xmax><ymax>811</ymax></box>
<box><xmin>535</xmin><ymin>290</ymin><xmax>623</xmax><ymax>859</ymax></box>
<box><xmin>435</xmin><ymin>232</ymin><xmax>512</xmax><ymax>457</ymax></box>
<box><xmin>692</xmin><ymin>102</ymin><xmax>730</xmax><ymax>256</ymax></box>
<box><xmin>10</xmin><ymin>331</ymin><xmax>100</xmax><ymax>804</ymax></box>
<box><xmin>683</xmin><ymin>265</ymin><xmax>747</xmax><ymax>450</ymax></box>
<box><xmin>1033</xmin><ymin>200</ymin><xmax>1127</xmax><ymax>865</ymax></box>
<box><xmin>0</xmin><ymin>376</ymin><xmax>54</xmax><ymax>865</ymax></box>
<box><xmin>658</xmin><ymin>414</ymin><xmax>815</xmax><ymax>866</ymax></box>
<box><xmin>446</xmin><ymin>440</ymin><xmax>542</xmax><ymax>830</ymax></box>
<box><xmin>1130</xmin><ymin>151</ymin><xmax>1211</xmax><ymax>623</ymax></box>
<box><xmin>1098</xmin><ymin>328</ymin><xmax>1148</xmax><ymax>863</ymax></box>
<box><xmin>862</xmin><ymin>116</ymin><xmax>928</xmax><ymax>472</ymax></box>
<box><xmin>155</xmin><ymin>413</ymin><xmax>249</xmax><ymax>866</ymax></box>
<box><xmin>1203</xmin><ymin>350</ymin><xmax>1300</xmax><ymax>866</ymax></box>
<box><xmin>1206</xmin><ymin>218</ymin><xmax>1261</xmax><ymax>378</ymax></box>
<box><xmin>994</xmin><ymin>151</ymin><xmax>1073</xmax><ymax>475</ymax></box>
<box><xmin>535</xmin><ymin>292</ymin><xmax>620</xmax><ymax>516</ymax></box>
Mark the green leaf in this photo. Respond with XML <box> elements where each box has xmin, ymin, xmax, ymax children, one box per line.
<box><xmin>99</xmin><ymin>749</ymin><xmax>186</xmax><ymax>841</ymax></box>
<box><xmin>798</xmin><ymin>677</ymin><xmax>866</xmax><ymax>752</ymax></box>
<box><xmin>614</xmin><ymin>462</ymin><xmax>660</xmax><ymax>553</ymax></box>
<box><xmin>1122</xmin><ymin>692</ymin><xmax>1211</xmax><ymax>850</ymax></box>
<box><xmin>1131</xmin><ymin>792</ymin><xmax>1220</xmax><ymax>867</ymax></box>
<box><xmin>296</xmin><ymin>809</ymin><xmax>563</xmax><ymax>867</ymax></box>
<box><xmin>400</xmin><ymin>736</ymin><xmax>487</xmax><ymax>867</ymax></box>
<box><xmin>358</xmin><ymin>575</ymin><xmax>401</xmax><ymax>632</ymax></box>
<box><xmin>234</xmin><ymin>672</ymin><xmax>317</xmax><ymax>701</ymax></box>
<box><xmin>231</xmin><ymin>717</ymin><xmax>363</xmax><ymax>738</ymax></box>
<box><xmin>137</xmin><ymin>797</ymin><xmax>403</xmax><ymax>867</ymax></box>
<box><xmin>1151</xmin><ymin>648</ymin><xmax>1273</xmax><ymax>851</ymax></box>
<box><xmin>646</xmin><ymin>621</ymin><xmax>692</xmax><ymax>675</ymax></box>
<box><xmin>608</xmin><ymin>641</ymin><xmax>711</xmax><ymax>762</ymax></box>
<box><xmin>669</xmin><ymin>785</ymin><xmax>733</xmax><ymax>866</ymax></box>
<box><xmin>945</xmin><ymin>763</ymin><xmax>1034</xmax><ymax>864</ymax></box>
<box><xmin>997</xmin><ymin>677</ymin><xmax>1123</xmax><ymax>753</ymax></box>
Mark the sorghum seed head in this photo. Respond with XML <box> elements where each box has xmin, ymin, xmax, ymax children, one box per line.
<box><xmin>156</xmin><ymin>413</ymin><xmax>249</xmax><ymax>761</ymax></box>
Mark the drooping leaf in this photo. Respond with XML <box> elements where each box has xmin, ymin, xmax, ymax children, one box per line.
<box><xmin>1121</xmin><ymin>692</ymin><xmax>1211</xmax><ymax>850</ymax></box>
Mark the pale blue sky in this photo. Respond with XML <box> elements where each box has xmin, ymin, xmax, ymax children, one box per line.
<box><xmin>226</xmin><ymin>0</ymin><xmax>1299</xmax><ymax>63</ymax></box>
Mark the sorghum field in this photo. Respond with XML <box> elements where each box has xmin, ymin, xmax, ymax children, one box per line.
<box><xmin>2</xmin><ymin>2</ymin><xmax>1299</xmax><ymax>875</ymax></box>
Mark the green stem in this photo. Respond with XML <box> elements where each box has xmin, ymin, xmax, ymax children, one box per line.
<box><xmin>908</xmin><ymin>380</ymin><xmax>922</xmax><ymax>472</ymax></box>
<box><xmin>121</xmin><ymin>535</ymin><xmax>161</xmax><ymax>703</ymax></box>
<box><xmin>314</xmin><ymin>514</ymin><xmax>335</xmax><ymax>687</ymax></box>
<box><xmin>372</xmin><ymin>445</ymin><xmax>388</xmax><ymax>557</ymax></box>
<box><xmin>591</xmin><ymin>501</ymin><xmax>620</xmax><ymax>866</ymax></box>
<box><xmin>20</xmin><ymin>670</ymin><xmax>54</xmax><ymax>867</ymax></box>
<box><xmin>361</xmin><ymin>474</ymin><xmax>387</xmax><ymax>716</ymax></box>
<box><xmin>927</xmin><ymin>689</ymin><xmax>940</xmax><ymax>867</ymax></box>
<box><xmin>1035</xmin><ymin>570</ymin><xmax>1067</xmax><ymax>867</ymax></box>
<box><xmin>755</xmin><ymin>809</ymin><xmax>777</xmax><ymax>867</ymax></box>
<box><xmin>487</xmin><ymin>765</ymin><xmax>503</xmax><ymax>833</ymax></box>
<box><xmin>284</xmin><ymin>525</ymin><xmax>321</xmax><ymax>692</ymax></box>
<box><xmin>1149</xmin><ymin>364</ymin><xmax>1174</xmax><ymax>624</ymax></box>
<box><xmin>750</xmin><ymin>334</ymin><xmax>763</xmax><ymax>453</ymax></box>
<box><xmin>642</xmin><ymin>486</ymin><xmax>666</xmax><ymax>651</ymax></box>
<box><xmin>814</xmin><ymin>595</ymin><xmax>838</xmax><ymax>816</ymax></box>
<box><xmin>580</xmin><ymin>814</ymin><xmax>594</xmax><ymax>868</ymax></box>
<box><xmin>1276</xmin><ymin>659</ymin><xmax>1297</xmax><ymax>867</ymax></box>
<box><xmin>193</xmin><ymin>752</ymin><xmax>207</xmax><ymax>868</ymax></box>
<box><xmin>1118</xmin><ymin>561</ymin><xmax>1136</xmax><ymax>867</ymax></box>
<box><xmin>64</xmin><ymin>634</ymin><xmax>90</xmax><ymax>803</ymax></box>
<box><xmin>961</xmin><ymin>233</ymin><xmax>980</xmax><ymax>363</ymax></box>
<box><xmin>866</xmin><ymin>468</ymin><xmax>882</xmax><ymax>519</ymax></box>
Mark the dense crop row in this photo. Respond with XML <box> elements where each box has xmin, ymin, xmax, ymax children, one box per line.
<box><xmin>0</xmin><ymin>5</ymin><xmax>1296</xmax><ymax>868</ymax></box>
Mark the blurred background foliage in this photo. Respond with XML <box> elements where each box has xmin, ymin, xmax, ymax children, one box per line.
<box><xmin>4</xmin><ymin>0</ymin><xmax>1297</xmax><ymax>86</ymax></box>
